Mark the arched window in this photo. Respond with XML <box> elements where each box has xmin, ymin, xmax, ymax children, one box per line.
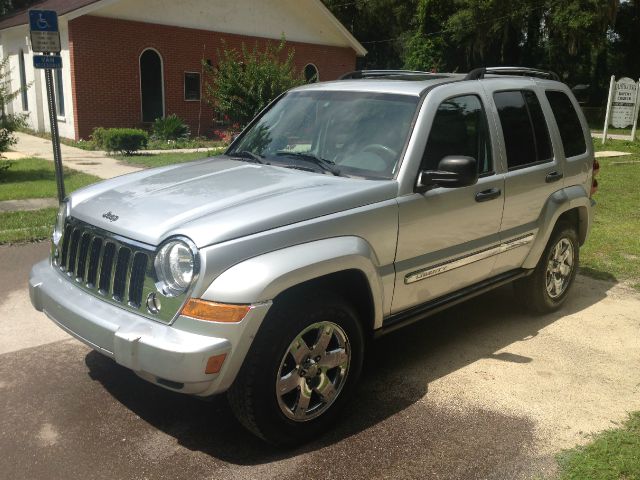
<box><xmin>304</xmin><ymin>63</ymin><xmax>319</xmax><ymax>83</ymax></box>
<box><xmin>139</xmin><ymin>48</ymin><xmax>164</xmax><ymax>122</ymax></box>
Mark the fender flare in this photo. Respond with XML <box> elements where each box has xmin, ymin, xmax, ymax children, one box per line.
<box><xmin>522</xmin><ymin>185</ymin><xmax>592</xmax><ymax>269</ymax></box>
<box><xmin>201</xmin><ymin>236</ymin><xmax>385</xmax><ymax>328</ymax></box>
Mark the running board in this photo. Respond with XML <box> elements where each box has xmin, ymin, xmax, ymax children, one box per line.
<box><xmin>376</xmin><ymin>269</ymin><xmax>532</xmax><ymax>337</ymax></box>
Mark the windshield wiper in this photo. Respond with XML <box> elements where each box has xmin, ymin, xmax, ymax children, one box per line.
<box><xmin>276</xmin><ymin>152</ymin><xmax>341</xmax><ymax>176</ymax></box>
<box><xmin>230</xmin><ymin>150</ymin><xmax>267</xmax><ymax>164</ymax></box>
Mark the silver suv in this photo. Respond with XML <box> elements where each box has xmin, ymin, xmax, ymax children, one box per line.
<box><xmin>30</xmin><ymin>67</ymin><xmax>597</xmax><ymax>445</ymax></box>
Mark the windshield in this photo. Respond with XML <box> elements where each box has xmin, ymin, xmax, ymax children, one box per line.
<box><xmin>228</xmin><ymin>90</ymin><xmax>420</xmax><ymax>179</ymax></box>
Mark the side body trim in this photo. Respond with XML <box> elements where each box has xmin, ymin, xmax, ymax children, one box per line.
<box><xmin>405</xmin><ymin>233</ymin><xmax>534</xmax><ymax>284</ymax></box>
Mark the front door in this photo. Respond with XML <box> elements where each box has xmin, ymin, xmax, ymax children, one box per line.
<box><xmin>140</xmin><ymin>49</ymin><xmax>164</xmax><ymax>123</ymax></box>
<box><xmin>392</xmin><ymin>87</ymin><xmax>505</xmax><ymax>314</ymax></box>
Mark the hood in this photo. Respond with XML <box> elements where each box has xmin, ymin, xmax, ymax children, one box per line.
<box><xmin>70</xmin><ymin>156</ymin><xmax>398</xmax><ymax>247</ymax></box>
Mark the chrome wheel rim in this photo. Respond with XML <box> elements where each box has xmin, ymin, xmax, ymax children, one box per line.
<box><xmin>276</xmin><ymin>321</ymin><xmax>350</xmax><ymax>422</ymax></box>
<box><xmin>546</xmin><ymin>238</ymin><xmax>574</xmax><ymax>299</ymax></box>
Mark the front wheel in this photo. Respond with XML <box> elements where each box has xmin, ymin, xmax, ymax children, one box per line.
<box><xmin>515</xmin><ymin>222</ymin><xmax>579</xmax><ymax>313</ymax></box>
<box><xmin>227</xmin><ymin>292</ymin><xmax>364</xmax><ymax>445</ymax></box>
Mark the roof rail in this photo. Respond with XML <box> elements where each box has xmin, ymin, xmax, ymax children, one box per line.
<box><xmin>464</xmin><ymin>67</ymin><xmax>560</xmax><ymax>81</ymax></box>
<box><xmin>339</xmin><ymin>70</ymin><xmax>450</xmax><ymax>80</ymax></box>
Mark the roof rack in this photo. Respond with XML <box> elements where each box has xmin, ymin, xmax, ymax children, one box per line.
<box><xmin>464</xmin><ymin>67</ymin><xmax>560</xmax><ymax>81</ymax></box>
<box><xmin>339</xmin><ymin>70</ymin><xmax>451</xmax><ymax>80</ymax></box>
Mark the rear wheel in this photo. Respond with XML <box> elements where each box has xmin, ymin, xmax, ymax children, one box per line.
<box><xmin>227</xmin><ymin>292</ymin><xmax>364</xmax><ymax>445</ymax></box>
<box><xmin>515</xmin><ymin>222</ymin><xmax>579</xmax><ymax>313</ymax></box>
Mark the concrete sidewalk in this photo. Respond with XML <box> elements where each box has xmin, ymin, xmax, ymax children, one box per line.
<box><xmin>0</xmin><ymin>198</ymin><xmax>59</xmax><ymax>212</ymax></box>
<box><xmin>14</xmin><ymin>132</ymin><xmax>142</xmax><ymax>179</ymax></box>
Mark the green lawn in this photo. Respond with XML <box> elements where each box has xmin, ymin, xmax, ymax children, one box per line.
<box><xmin>115</xmin><ymin>148</ymin><xmax>225</xmax><ymax>168</ymax></box>
<box><xmin>0</xmin><ymin>157</ymin><xmax>100</xmax><ymax>245</ymax></box>
<box><xmin>0</xmin><ymin>157</ymin><xmax>101</xmax><ymax>201</ymax></box>
<box><xmin>579</xmin><ymin>139</ymin><xmax>640</xmax><ymax>288</ymax></box>
<box><xmin>0</xmin><ymin>208</ymin><xmax>57</xmax><ymax>244</ymax></box>
<box><xmin>595</xmin><ymin>137</ymin><xmax>640</xmax><ymax>154</ymax></box>
<box><xmin>557</xmin><ymin>412</ymin><xmax>640</xmax><ymax>480</ymax></box>
<box><xmin>580</xmin><ymin>146</ymin><xmax>640</xmax><ymax>288</ymax></box>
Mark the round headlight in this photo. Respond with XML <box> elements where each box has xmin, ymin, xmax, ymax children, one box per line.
<box><xmin>52</xmin><ymin>201</ymin><xmax>68</xmax><ymax>246</ymax></box>
<box><xmin>154</xmin><ymin>239</ymin><xmax>197</xmax><ymax>297</ymax></box>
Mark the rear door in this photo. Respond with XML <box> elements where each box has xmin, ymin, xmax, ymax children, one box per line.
<box><xmin>484</xmin><ymin>82</ymin><xmax>564</xmax><ymax>274</ymax></box>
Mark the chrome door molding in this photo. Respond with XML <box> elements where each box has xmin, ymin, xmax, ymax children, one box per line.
<box><xmin>405</xmin><ymin>233</ymin><xmax>534</xmax><ymax>284</ymax></box>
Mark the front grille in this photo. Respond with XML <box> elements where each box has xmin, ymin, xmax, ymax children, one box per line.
<box><xmin>54</xmin><ymin>218</ymin><xmax>152</xmax><ymax>310</ymax></box>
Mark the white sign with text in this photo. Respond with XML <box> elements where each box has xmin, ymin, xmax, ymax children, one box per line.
<box><xmin>611</xmin><ymin>77</ymin><xmax>638</xmax><ymax>128</ymax></box>
<box><xmin>602</xmin><ymin>75</ymin><xmax>640</xmax><ymax>143</ymax></box>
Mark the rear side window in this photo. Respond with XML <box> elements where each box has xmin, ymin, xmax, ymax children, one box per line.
<box><xmin>523</xmin><ymin>91</ymin><xmax>552</xmax><ymax>161</ymax></box>
<box><xmin>494</xmin><ymin>90</ymin><xmax>553</xmax><ymax>170</ymax></box>
<box><xmin>545</xmin><ymin>90</ymin><xmax>586</xmax><ymax>158</ymax></box>
<box><xmin>422</xmin><ymin>94</ymin><xmax>492</xmax><ymax>174</ymax></box>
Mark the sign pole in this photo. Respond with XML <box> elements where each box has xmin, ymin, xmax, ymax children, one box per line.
<box><xmin>602</xmin><ymin>75</ymin><xmax>615</xmax><ymax>145</ymax></box>
<box><xmin>631</xmin><ymin>78</ymin><xmax>640</xmax><ymax>142</ymax></box>
<box><xmin>29</xmin><ymin>9</ymin><xmax>64</xmax><ymax>202</ymax></box>
<box><xmin>43</xmin><ymin>56</ymin><xmax>65</xmax><ymax>202</ymax></box>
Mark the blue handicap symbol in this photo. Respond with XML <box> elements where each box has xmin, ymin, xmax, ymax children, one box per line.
<box><xmin>37</xmin><ymin>13</ymin><xmax>50</xmax><ymax>30</ymax></box>
<box><xmin>29</xmin><ymin>10</ymin><xmax>58</xmax><ymax>32</ymax></box>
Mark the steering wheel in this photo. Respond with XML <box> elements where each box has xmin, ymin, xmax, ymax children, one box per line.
<box><xmin>361</xmin><ymin>144</ymin><xmax>398</xmax><ymax>163</ymax></box>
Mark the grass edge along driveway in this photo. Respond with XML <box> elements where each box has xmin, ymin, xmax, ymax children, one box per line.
<box><xmin>556</xmin><ymin>412</ymin><xmax>640</xmax><ymax>480</ymax></box>
<box><xmin>0</xmin><ymin>157</ymin><xmax>100</xmax><ymax>244</ymax></box>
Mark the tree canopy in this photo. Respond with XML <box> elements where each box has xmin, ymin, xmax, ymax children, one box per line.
<box><xmin>0</xmin><ymin>0</ymin><xmax>38</xmax><ymax>16</ymax></box>
<box><xmin>324</xmin><ymin>0</ymin><xmax>639</xmax><ymax>104</ymax></box>
<box><xmin>203</xmin><ymin>39</ymin><xmax>304</xmax><ymax>128</ymax></box>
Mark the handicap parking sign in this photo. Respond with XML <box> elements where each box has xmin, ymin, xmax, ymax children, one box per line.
<box><xmin>29</xmin><ymin>10</ymin><xmax>59</xmax><ymax>32</ymax></box>
<box><xmin>29</xmin><ymin>10</ymin><xmax>61</xmax><ymax>53</ymax></box>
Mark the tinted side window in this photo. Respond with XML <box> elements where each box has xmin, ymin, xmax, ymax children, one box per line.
<box><xmin>422</xmin><ymin>95</ymin><xmax>492</xmax><ymax>174</ymax></box>
<box><xmin>523</xmin><ymin>90</ymin><xmax>552</xmax><ymax>161</ymax></box>
<box><xmin>494</xmin><ymin>90</ymin><xmax>553</xmax><ymax>169</ymax></box>
<box><xmin>545</xmin><ymin>90</ymin><xmax>587</xmax><ymax>158</ymax></box>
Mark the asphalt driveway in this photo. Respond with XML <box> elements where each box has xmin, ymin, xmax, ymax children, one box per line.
<box><xmin>1</xmin><ymin>242</ymin><xmax>638</xmax><ymax>480</ymax></box>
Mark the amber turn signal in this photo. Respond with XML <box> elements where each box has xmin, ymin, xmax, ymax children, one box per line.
<box><xmin>205</xmin><ymin>353</ymin><xmax>227</xmax><ymax>374</ymax></box>
<box><xmin>181</xmin><ymin>299</ymin><xmax>250</xmax><ymax>323</ymax></box>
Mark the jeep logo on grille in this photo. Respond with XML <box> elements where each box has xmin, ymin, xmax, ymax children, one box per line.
<box><xmin>102</xmin><ymin>211</ymin><xmax>119</xmax><ymax>222</ymax></box>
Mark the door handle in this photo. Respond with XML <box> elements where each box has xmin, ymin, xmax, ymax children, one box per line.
<box><xmin>475</xmin><ymin>188</ymin><xmax>501</xmax><ymax>202</ymax></box>
<box><xmin>545</xmin><ymin>171</ymin><xmax>563</xmax><ymax>183</ymax></box>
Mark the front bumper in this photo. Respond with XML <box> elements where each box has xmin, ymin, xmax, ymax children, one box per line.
<box><xmin>29</xmin><ymin>259</ymin><xmax>271</xmax><ymax>396</ymax></box>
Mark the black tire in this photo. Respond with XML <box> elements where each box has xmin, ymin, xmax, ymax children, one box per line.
<box><xmin>515</xmin><ymin>221</ymin><xmax>579</xmax><ymax>314</ymax></box>
<box><xmin>227</xmin><ymin>291</ymin><xmax>364</xmax><ymax>446</ymax></box>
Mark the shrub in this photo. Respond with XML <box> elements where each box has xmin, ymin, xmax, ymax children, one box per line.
<box><xmin>0</xmin><ymin>56</ymin><xmax>28</xmax><ymax>154</ymax></box>
<box><xmin>203</xmin><ymin>38</ymin><xmax>304</xmax><ymax>127</ymax></box>
<box><xmin>0</xmin><ymin>160</ymin><xmax>12</xmax><ymax>181</ymax></box>
<box><xmin>151</xmin><ymin>114</ymin><xmax>190</xmax><ymax>141</ymax></box>
<box><xmin>101</xmin><ymin>128</ymin><xmax>148</xmax><ymax>155</ymax></box>
<box><xmin>91</xmin><ymin>127</ymin><xmax>108</xmax><ymax>149</ymax></box>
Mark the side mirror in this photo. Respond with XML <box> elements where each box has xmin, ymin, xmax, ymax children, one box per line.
<box><xmin>416</xmin><ymin>156</ymin><xmax>478</xmax><ymax>193</ymax></box>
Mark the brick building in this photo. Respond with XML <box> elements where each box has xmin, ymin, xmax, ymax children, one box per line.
<box><xmin>0</xmin><ymin>0</ymin><xmax>366</xmax><ymax>140</ymax></box>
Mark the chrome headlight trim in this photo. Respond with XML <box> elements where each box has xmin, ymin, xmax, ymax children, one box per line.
<box><xmin>52</xmin><ymin>200</ymin><xmax>69</xmax><ymax>246</ymax></box>
<box><xmin>153</xmin><ymin>236</ymin><xmax>200</xmax><ymax>298</ymax></box>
